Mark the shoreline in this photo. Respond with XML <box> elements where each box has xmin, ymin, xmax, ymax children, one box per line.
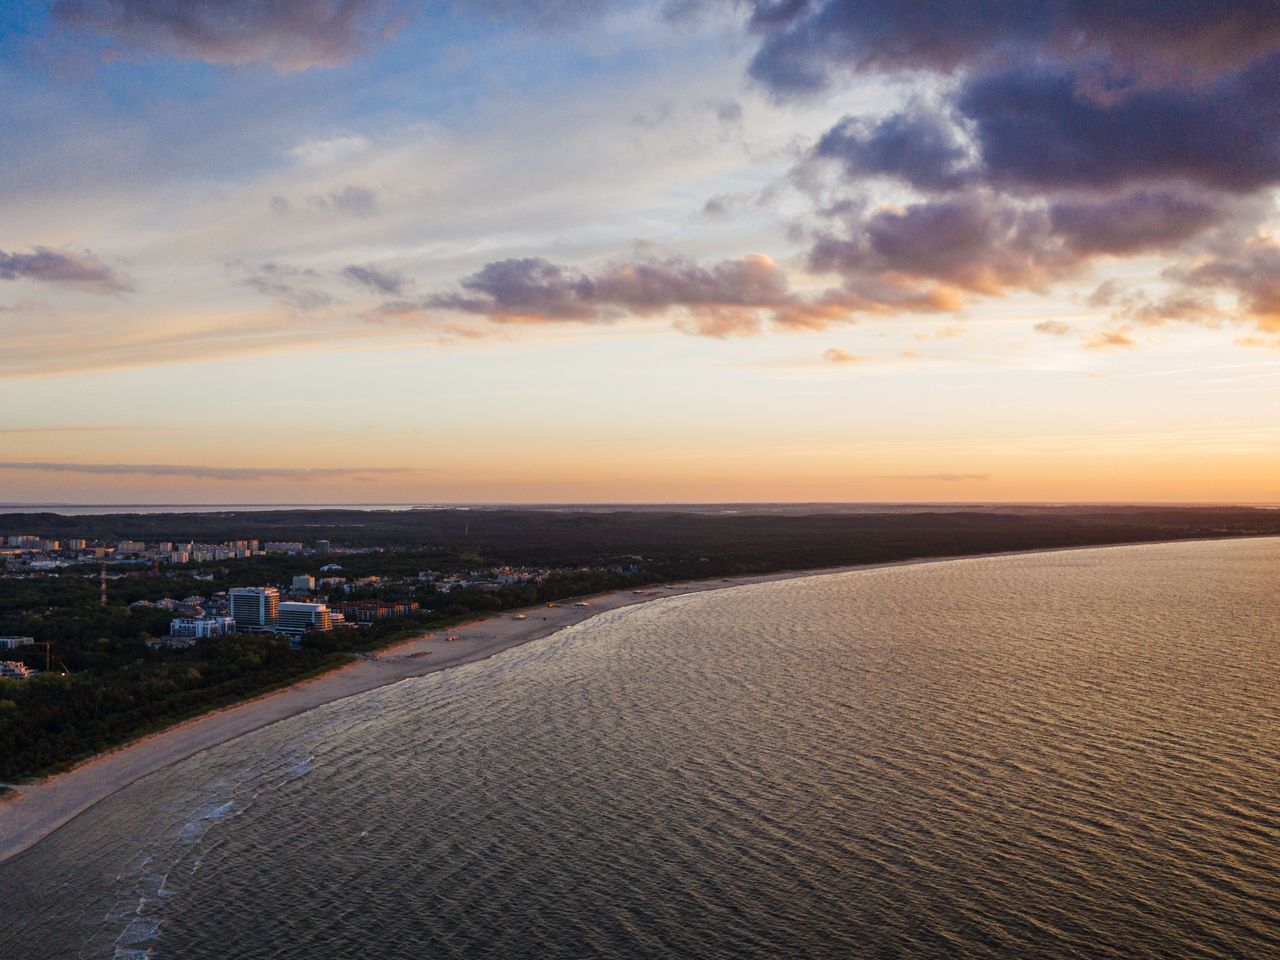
<box><xmin>0</xmin><ymin>535</ymin><xmax>1264</xmax><ymax>864</ymax></box>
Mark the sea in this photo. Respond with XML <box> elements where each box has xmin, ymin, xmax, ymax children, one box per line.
<box><xmin>1</xmin><ymin>538</ymin><xmax>1277</xmax><ymax>959</ymax></box>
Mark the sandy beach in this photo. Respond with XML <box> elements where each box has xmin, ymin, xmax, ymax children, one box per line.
<box><xmin>0</xmin><ymin>539</ymin><xmax>1226</xmax><ymax>864</ymax></box>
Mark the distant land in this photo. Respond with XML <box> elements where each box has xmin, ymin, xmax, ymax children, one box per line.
<box><xmin>2</xmin><ymin>501</ymin><xmax>1277</xmax><ymax>516</ymax></box>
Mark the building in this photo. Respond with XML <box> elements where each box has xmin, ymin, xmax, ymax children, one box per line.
<box><xmin>291</xmin><ymin>575</ymin><xmax>316</xmax><ymax>592</ymax></box>
<box><xmin>0</xmin><ymin>636</ymin><xmax>35</xmax><ymax>650</ymax></box>
<box><xmin>275</xmin><ymin>602</ymin><xmax>334</xmax><ymax>636</ymax></box>
<box><xmin>0</xmin><ymin>661</ymin><xmax>35</xmax><ymax>680</ymax></box>
<box><xmin>332</xmin><ymin>600</ymin><xmax>420</xmax><ymax>622</ymax></box>
<box><xmin>264</xmin><ymin>541</ymin><xmax>304</xmax><ymax>555</ymax></box>
<box><xmin>169</xmin><ymin>616</ymin><xmax>235</xmax><ymax>639</ymax></box>
<box><xmin>229</xmin><ymin>587</ymin><xmax>280</xmax><ymax>632</ymax></box>
<box><xmin>314</xmin><ymin>539</ymin><xmax>331</xmax><ymax>555</ymax></box>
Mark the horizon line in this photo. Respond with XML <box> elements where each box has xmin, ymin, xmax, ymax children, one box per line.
<box><xmin>2</xmin><ymin>500</ymin><xmax>1278</xmax><ymax>510</ymax></box>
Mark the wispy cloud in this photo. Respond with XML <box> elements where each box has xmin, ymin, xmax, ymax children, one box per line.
<box><xmin>823</xmin><ymin>347</ymin><xmax>861</xmax><ymax>364</ymax></box>
<box><xmin>883</xmin><ymin>473</ymin><xmax>990</xmax><ymax>481</ymax></box>
<box><xmin>53</xmin><ymin>0</ymin><xmax>410</xmax><ymax>70</ymax></box>
<box><xmin>1034</xmin><ymin>320</ymin><xmax>1074</xmax><ymax>337</ymax></box>
<box><xmin>1083</xmin><ymin>328</ymin><xmax>1137</xmax><ymax>351</ymax></box>
<box><xmin>0</xmin><ymin>426</ymin><xmax>125</xmax><ymax>435</ymax></box>
<box><xmin>236</xmin><ymin>262</ymin><xmax>337</xmax><ymax>311</ymax></box>
<box><xmin>0</xmin><ymin>462</ymin><xmax>411</xmax><ymax>481</ymax></box>
<box><xmin>306</xmin><ymin>184</ymin><xmax>380</xmax><ymax>218</ymax></box>
<box><xmin>343</xmin><ymin>264</ymin><xmax>410</xmax><ymax>295</ymax></box>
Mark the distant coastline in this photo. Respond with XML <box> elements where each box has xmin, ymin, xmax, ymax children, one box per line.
<box><xmin>1</xmin><ymin>534</ymin><xmax>1274</xmax><ymax>866</ymax></box>
<box><xmin>3</xmin><ymin>501</ymin><xmax>1278</xmax><ymax>516</ymax></box>
<box><xmin>0</xmin><ymin>503</ymin><xmax>427</xmax><ymax>515</ymax></box>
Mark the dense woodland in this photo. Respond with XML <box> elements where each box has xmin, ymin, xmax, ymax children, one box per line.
<box><xmin>6</xmin><ymin>504</ymin><xmax>1280</xmax><ymax>565</ymax></box>
<box><xmin>2</xmin><ymin>506</ymin><xmax>1278</xmax><ymax>781</ymax></box>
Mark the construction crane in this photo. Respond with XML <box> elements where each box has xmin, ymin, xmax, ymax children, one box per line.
<box><xmin>100</xmin><ymin>560</ymin><xmax>108</xmax><ymax>609</ymax></box>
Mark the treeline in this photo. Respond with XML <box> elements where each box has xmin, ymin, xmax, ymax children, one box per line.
<box><xmin>4</xmin><ymin>505</ymin><xmax>1278</xmax><ymax>563</ymax></box>
<box><xmin>0</xmin><ymin>567</ymin><xmax>644</xmax><ymax>780</ymax></box>
<box><xmin>0</xmin><ymin>635</ymin><xmax>348</xmax><ymax>780</ymax></box>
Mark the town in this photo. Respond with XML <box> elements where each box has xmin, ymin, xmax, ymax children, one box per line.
<box><xmin>0</xmin><ymin>531</ymin><xmax>604</xmax><ymax>682</ymax></box>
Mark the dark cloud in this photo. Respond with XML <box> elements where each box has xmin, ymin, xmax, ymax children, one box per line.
<box><xmin>593</xmin><ymin>255</ymin><xmax>792</xmax><ymax>314</ymax></box>
<box><xmin>53</xmin><ymin>0</ymin><xmax>408</xmax><ymax>69</ymax></box>
<box><xmin>429</xmin><ymin>258</ymin><xmax>603</xmax><ymax>322</ymax></box>
<box><xmin>802</xmin><ymin>60</ymin><xmax>1280</xmax><ymax>200</ymax></box>
<box><xmin>425</xmin><ymin>254</ymin><xmax>870</xmax><ymax>337</ymax></box>
<box><xmin>0</xmin><ymin>246</ymin><xmax>131</xmax><ymax>294</ymax></box>
<box><xmin>342</xmin><ymin>264</ymin><xmax>409</xmax><ymax>296</ymax></box>
<box><xmin>822</xmin><ymin>81</ymin><xmax>1279</xmax><ymax>201</ymax></box>
<box><xmin>749</xmin><ymin>1</ymin><xmax>1280</xmax><ymax>348</ymax></box>
<box><xmin>801</xmin><ymin>186</ymin><xmax>1273</xmax><ymax>319</ymax></box>
<box><xmin>0</xmin><ymin>461</ymin><xmax>409</xmax><ymax>480</ymax></box>
<box><xmin>813</xmin><ymin>106</ymin><xmax>974</xmax><ymax>192</ymax></box>
<box><xmin>1048</xmin><ymin>190</ymin><xmax>1228</xmax><ymax>255</ymax></box>
<box><xmin>433</xmin><ymin>254</ymin><xmax>798</xmax><ymax>322</ymax></box>
<box><xmin>959</xmin><ymin>58</ymin><xmax>1280</xmax><ymax>194</ymax></box>
<box><xmin>746</xmin><ymin>1</ymin><xmax>1280</xmax><ymax>97</ymax></box>
<box><xmin>808</xmin><ymin>194</ymin><xmax>1072</xmax><ymax>297</ymax></box>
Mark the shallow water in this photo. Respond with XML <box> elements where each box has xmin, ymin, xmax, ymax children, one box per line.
<box><xmin>2</xmin><ymin>539</ymin><xmax>1278</xmax><ymax>959</ymax></box>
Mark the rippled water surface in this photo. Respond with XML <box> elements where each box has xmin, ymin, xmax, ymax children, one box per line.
<box><xmin>2</xmin><ymin>539</ymin><xmax>1278</xmax><ymax>959</ymax></box>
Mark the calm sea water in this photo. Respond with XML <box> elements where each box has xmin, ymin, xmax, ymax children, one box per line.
<box><xmin>2</xmin><ymin>539</ymin><xmax>1277</xmax><ymax>959</ymax></box>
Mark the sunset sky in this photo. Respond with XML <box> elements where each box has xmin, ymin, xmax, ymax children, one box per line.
<box><xmin>1</xmin><ymin>1</ymin><xmax>1278</xmax><ymax>503</ymax></box>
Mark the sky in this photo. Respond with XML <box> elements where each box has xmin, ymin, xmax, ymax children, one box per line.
<box><xmin>1</xmin><ymin>0</ymin><xmax>1278</xmax><ymax>504</ymax></box>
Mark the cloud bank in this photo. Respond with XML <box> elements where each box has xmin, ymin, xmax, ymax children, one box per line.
<box><xmin>744</xmin><ymin>0</ymin><xmax>1280</xmax><ymax>339</ymax></box>
<box><xmin>422</xmin><ymin>253</ymin><xmax>866</xmax><ymax>337</ymax></box>
<box><xmin>0</xmin><ymin>461</ymin><xmax>410</xmax><ymax>481</ymax></box>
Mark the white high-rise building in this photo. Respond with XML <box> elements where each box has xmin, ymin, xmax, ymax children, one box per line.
<box><xmin>229</xmin><ymin>587</ymin><xmax>279</xmax><ymax>632</ymax></box>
